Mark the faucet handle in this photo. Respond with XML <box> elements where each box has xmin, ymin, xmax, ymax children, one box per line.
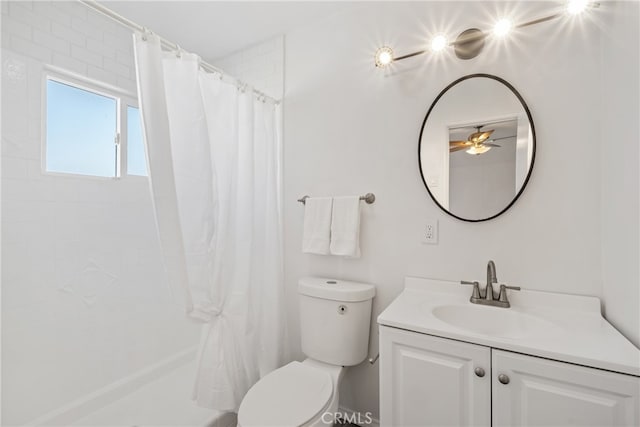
<box><xmin>498</xmin><ymin>284</ymin><xmax>521</xmax><ymax>303</ymax></box>
<box><xmin>461</xmin><ymin>280</ymin><xmax>482</xmax><ymax>300</ymax></box>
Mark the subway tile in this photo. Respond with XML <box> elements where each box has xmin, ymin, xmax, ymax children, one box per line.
<box><xmin>10</xmin><ymin>35</ymin><xmax>51</xmax><ymax>63</ymax></box>
<box><xmin>71</xmin><ymin>16</ymin><xmax>102</xmax><ymax>40</ymax></box>
<box><xmin>32</xmin><ymin>1</ymin><xmax>71</xmax><ymax>26</ymax></box>
<box><xmin>2</xmin><ymin>156</ymin><xmax>29</xmax><ymax>179</ymax></box>
<box><xmin>71</xmin><ymin>44</ymin><xmax>102</xmax><ymax>67</ymax></box>
<box><xmin>115</xmin><ymin>49</ymin><xmax>133</xmax><ymax>66</ymax></box>
<box><xmin>33</xmin><ymin>28</ymin><xmax>70</xmax><ymax>55</ymax></box>
<box><xmin>9</xmin><ymin>2</ymin><xmax>49</xmax><ymax>32</ymax></box>
<box><xmin>86</xmin><ymin>37</ymin><xmax>115</xmax><ymax>59</ymax></box>
<box><xmin>28</xmin><ymin>159</ymin><xmax>46</xmax><ymax>179</ymax></box>
<box><xmin>9</xmin><ymin>1</ymin><xmax>33</xmax><ymax>11</ymax></box>
<box><xmin>1</xmin><ymin>31</ymin><xmax>10</xmax><ymax>50</ymax></box>
<box><xmin>2</xmin><ymin>177</ymin><xmax>57</xmax><ymax>202</ymax></box>
<box><xmin>2</xmin><ymin>199</ymin><xmax>54</xmax><ymax>223</ymax></box>
<box><xmin>103</xmin><ymin>56</ymin><xmax>129</xmax><ymax>78</ymax></box>
<box><xmin>1</xmin><ymin>135</ymin><xmax>41</xmax><ymax>161</ymax></box>
<box><xmin>103</xmin><ymin>31</ymin><xmax>131</xmax><ymax>52</ymax></box>
<box><xmin>88</xmin><ymin>64</ymin><xmax>117</xmax><ymax>86</ymax></box>
<box><xmin>51</xmin><ymin>21</ymin><xmax>85</xmax><ymax>47</ymax></box>
<box><xmin>52</xmin><ymin>52</ymin><xmax>87</xmax><ymax>75</ymax></box>
<box><xmin>1</xmin><ymin>16</ymin><xmax>32</xmax><ymax>40</ymax></box>
<box><xmin>86</xmin><ymin>9</ymin><xmax>125</xmax><ymax>36</ymax></box>
<box><xmin>27</xmin><ymin>123</ymin><xmax>40</xmax><ymax>142</ymax></box>
<box><xmin>52</xmin><ymin>0</ymin><xmax>88</xmax><ymax>20</ymax></box>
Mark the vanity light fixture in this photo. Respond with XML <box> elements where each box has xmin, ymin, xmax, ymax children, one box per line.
<box><xmin>430</xmin><ymin>34</ymin><xmax>448</xmax><ymax>52</ymax></box>
<box><xmin>567</xmin><ymin>0</ymin><xmax>590</xmax><ymax>15</ymax></box>
<box><xmin>493</xmin><ymin>18</ymin><xmax>513</xmax><ymax>37</ymax></box>
<box><xmin>374</xmin><ymin>1</ymin><xmax>600</xmax><ymax>66</ymax></box>
<box><xmin>374</xmin><ymin>46</ymin><xmax>394</xmax><ymax>68</ymax></box>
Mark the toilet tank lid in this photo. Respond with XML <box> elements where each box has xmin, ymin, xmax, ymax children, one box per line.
<box><xmin>298</xmin><ymin>276</ymin><xmax>376</xmax><ymax>302</ymax></box>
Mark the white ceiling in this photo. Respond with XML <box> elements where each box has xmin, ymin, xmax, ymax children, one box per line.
<box><xmin>99</xmin><ymin>1</ymin><xmax>358</xmax><ymax>61</ymax></box>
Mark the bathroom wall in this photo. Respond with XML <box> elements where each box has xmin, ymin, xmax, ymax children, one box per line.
<box><xmin>600</xmin><ymin>1</ymin><xmax>640</xmax><ymax>348</ymax></box>
<box><xmin>282</xmin><ymin>0</ymin><xmax>638</xmax><ymax>420</ymax></box>
<box><xmin>1</xmin><ymin>1</ymin><xmax>200</xmax><ymax>424</ymax></box>
<box><xmin>214</xmin><ymin>35</ymin><xmax>285</xmax><ymax>100</ymax></box>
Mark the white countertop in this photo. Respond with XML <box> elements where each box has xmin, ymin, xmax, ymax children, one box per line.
<box><xmin>378</xmin><ymin>277</ymin><xmax>640</xmax><ymax>377</ymax></box>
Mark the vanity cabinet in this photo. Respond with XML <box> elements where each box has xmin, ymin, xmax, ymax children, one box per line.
<box><xmin>492</xmin><ymin>350</ymin><xmax>640</xmax><ymax>426</ymax></box>
<box><xmin>380</xmin><ymin>326</ymin><xmax>491</xmax><ymax>426</ymax></box>
<box><xmin>380</xmin><ymin>325</ymin><xmax>640</xmax><ymax>427</ymax></box>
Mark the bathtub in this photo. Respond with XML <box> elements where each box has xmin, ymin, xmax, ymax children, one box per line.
<box><xmin>28</xmin><ymin>348</ymin><xmax>236</xmax><ymax>427</ymax></box>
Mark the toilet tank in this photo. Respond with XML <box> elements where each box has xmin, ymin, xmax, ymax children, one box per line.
<box><xmin>298</xmin><ymin>277</ymin><xmax>376</xmax><ymax>366</ymax></box>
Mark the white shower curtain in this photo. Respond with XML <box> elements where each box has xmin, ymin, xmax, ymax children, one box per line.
<box><xmin>133</xmin><ymin>33</ymin><xmax>287</xmax><ymax>411</ymax></box>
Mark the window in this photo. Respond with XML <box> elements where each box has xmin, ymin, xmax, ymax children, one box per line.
<box><xmin>45</xmin><ymin>73</ymin><xmax>147</xmax><ymax>178</ymax></box>
<box><xmin>126</xmin><ymin>106</ymin><xmax>147</xmax><ymax>176</ymax></box>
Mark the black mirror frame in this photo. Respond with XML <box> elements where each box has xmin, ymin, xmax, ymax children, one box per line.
<box><xmin>418</xmin><ymin>73</ymin><xmax>536</xmax><ymax>222</ymax></box>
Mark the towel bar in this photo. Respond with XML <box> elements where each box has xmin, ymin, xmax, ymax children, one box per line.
<box><xmin>297</xmin><ymin>193</ymin><xmax>376</xmax><ymax>205</ymax></box>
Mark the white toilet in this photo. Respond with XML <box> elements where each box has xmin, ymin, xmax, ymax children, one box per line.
<box><xmin>237</xmin><ymin>276</ymin><xmax>376</xmax><ymax>427</ymax></box>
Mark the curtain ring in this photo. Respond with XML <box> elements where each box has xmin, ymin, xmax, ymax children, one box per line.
<box><xmin>175</xmin><ymin>44</ymin><xmax>182</xmax><ymax>58</ymax></box>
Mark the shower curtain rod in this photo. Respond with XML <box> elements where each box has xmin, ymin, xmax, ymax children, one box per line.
<box><xmin>79</xmin><ymin>0</ymin><xmax>280</xmax><ymax>104</ymax></box>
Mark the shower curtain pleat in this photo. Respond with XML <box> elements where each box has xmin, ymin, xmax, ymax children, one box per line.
<box><xmin>133</xmin><ymin>32</ymin><xmax>287</xmax><ymax>412</ymax></box>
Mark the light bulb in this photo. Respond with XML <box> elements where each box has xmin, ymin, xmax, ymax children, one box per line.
<box><xmin>493</xmin><ymin>18</ymin><xmax>513</xmax><ymax>37</ymax></box>
<box><xmin>466</xmin><ymin>145</ymin><xmax>492</xmax><ymax>155</ymax></box>
<box><xmin>567</xmin><ymin>0</ymin><xmax>589</xmax><ymax>15</ymax></box>
<box><xmin>430</xmin><ymin>34</ymin><xmax>448</xmax><ymax>52</ymax></box>
<box><xmin>375</xmin><ymin>46</ymin><xmax>394</xmax><ymax>68</ymax></box>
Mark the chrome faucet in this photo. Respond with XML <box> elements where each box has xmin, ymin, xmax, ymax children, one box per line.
<box><xmin>461</xmin><ymin>260</ymin><xmax>520</xmax><ymax>308</ymax></box>
<box><xmin>486</xmin><ymin>260</ymin><xmax>497</xmax><ymax>301</ymax></box>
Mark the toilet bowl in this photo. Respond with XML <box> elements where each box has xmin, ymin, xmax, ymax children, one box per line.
<box><xmin>237</xmin><ymin>277</ymin><xmax>376</xmax><ymax>427</ymax></box>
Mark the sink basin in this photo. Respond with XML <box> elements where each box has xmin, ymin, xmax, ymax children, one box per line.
<box><xmin>432</xmin><ymin>304</ymin><xmax>553</xmax><ymax>339</ymax></box>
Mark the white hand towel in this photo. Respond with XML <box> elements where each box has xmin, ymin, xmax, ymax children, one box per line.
<box><xmin>302</xmin><ymin>197</ymin><xmax>333</xmax><ymax>255</ymax></box>
<box><xmin>330</xmin><ymin>196</ymin><xmax>361</xmax><ymax>258</ymax></box>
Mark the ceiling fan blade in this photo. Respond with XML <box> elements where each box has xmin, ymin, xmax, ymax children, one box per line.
<box><xmin>449</xmin><ymin>140</ymin><xmax>472</xmax><ymax>147</ymax></box>
<box><xmin>469</xmin><ymin>129</ymin><xmax>494</xmax><ymax>144</ymax></box>
<box><xmin>490</xmin><ymin>135</ymin><xmax>517</xmax><ymax>142</ymax></box>
<box><xmin>450</xmin><ymin>145</ymin><xmax>469</xmax><ymax>153</ymax></box>
<box><xmin>484</xmin><ymin>143</ymin><xmax>501</xmax><ymax>148</ymax></box>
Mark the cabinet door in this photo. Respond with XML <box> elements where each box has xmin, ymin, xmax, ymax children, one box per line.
<box><xmin>492</xmin><ymin>350</ymin><xmax>640</xmax><ymax>426</ymax></box>
<box><xmin>380</xmin><ymin>326</ymin><xmax>491</xmax><ymax>427</ymax></box>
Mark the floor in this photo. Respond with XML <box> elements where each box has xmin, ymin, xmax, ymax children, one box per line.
<box><xmin>71</xmin><ymin>360</ymin><xmax>229</xmax><ymax>427</ymax></box>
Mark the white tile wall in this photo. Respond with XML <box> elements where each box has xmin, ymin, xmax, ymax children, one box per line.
<box><xmin>1</xmin><ymin>2</ymin><xmax>200</xmax><ymax>425</ymax></box>
<box><xmin>214</xmin><ymin>35</ymin><xmax>284</xmax><ymax>100</ymax></box>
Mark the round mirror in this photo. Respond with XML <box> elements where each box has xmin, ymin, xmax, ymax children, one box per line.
<box><xmin>418</xmin><ymin>74</ymin><xmax>536</xmax><ymax>222</ymax></box>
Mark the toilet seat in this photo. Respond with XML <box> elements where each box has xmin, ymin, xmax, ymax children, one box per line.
<box><xmin>238</xmin><ymin>361</ymin><xmax>334</xmax><ymax>427</ymax></box>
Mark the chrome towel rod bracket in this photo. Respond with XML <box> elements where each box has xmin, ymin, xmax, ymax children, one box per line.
<box><xmin>297</xmin><ymin>193</ymin><xmax>376</xmax><ymax>205</ymax></box>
